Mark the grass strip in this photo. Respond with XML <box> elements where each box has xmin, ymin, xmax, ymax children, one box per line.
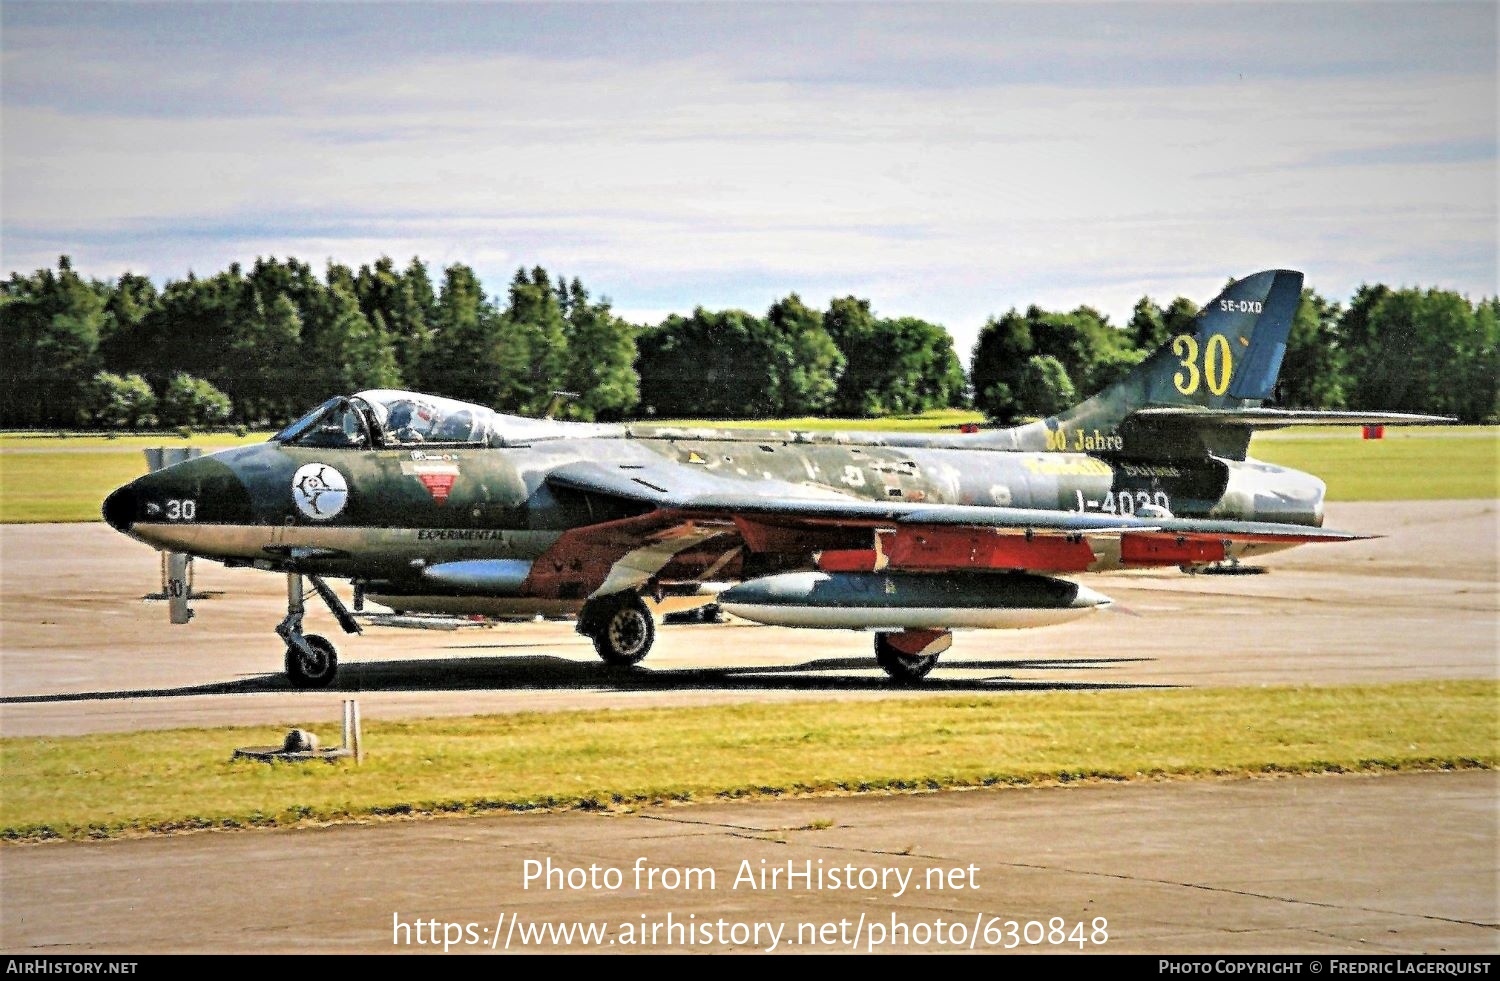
<box><xmin>1249</xmin><ymin>428</ymin><xmax>1498</xmax><ymax>501</ymax></box>
<box><xmin>649</xmin><ymin>408</ymin><xmax>985</xmax><ymax>432</ymax></box>
<box><xmin>3</xmin><ymin>680</ymin><xmax>1493</xmax><ymax>842</ymax></box>
<box><xmin>0</xmin><ymin>432</ymin><xmax>274</xmax><ymax>449</ymax></box>
<box><xmin>0</xmin><ymin>451</ymin><xmax>150</xmax><ymax>523</ymax></box>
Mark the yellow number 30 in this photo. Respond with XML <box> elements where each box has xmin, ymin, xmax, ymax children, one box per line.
<box><xmin>1172</xmin><ymin>334</ymin><xmax>1233</xmax><ymax>397</ymax></box>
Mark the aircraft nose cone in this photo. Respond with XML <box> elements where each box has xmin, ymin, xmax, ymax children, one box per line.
<box><xmin>102</xmin><ymin>484</ymin><xmax>137</xmax><ymax>534</ymax></box>
<box><xmin>1071</xmin><ymin>584</ymin><xmax>1113</xmax><ymax>610</ymax></box>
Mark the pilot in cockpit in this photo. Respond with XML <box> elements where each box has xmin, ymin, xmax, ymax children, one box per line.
<box><xmin>433</xmin><ymin>409</ymin><xmax>475</xmax><ymax>442</ymax></box>
<box><xmin>275</xmin><ymin>391</ymin><xmax>512</xmax><ymax>449</ymax></box>
<box><xmin>386</xmin><ymin>402</ymin><xmax>429</xmax><ymax>444</ymax></box>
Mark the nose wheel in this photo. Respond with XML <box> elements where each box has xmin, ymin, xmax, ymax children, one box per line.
<box><xmin>276</xmin><ymin>572</ymin><xmax>359</xmax><ymax>689</ymax></box>
<box><xmin>285</xmin><ymin>634</ymin><xmax>338</xmax><ymax>688</ymax></box>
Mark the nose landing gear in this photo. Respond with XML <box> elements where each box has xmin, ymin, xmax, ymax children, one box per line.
<box><xmin>277</xmin><ymin>572</ymin><xmax>361</xmax><ymax>689</ymax></box>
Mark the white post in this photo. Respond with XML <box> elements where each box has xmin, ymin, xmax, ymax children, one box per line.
<box><xmin>145</xmin><ymin>447</ymin><xmax>203</xmax><ymax>610</ymax></box>
<box><xmin>166</xmin><ymin>551</ymin><xmax>193</xmax><ymax>624</ymax></box>
<box><xmin>351</xmin><ymin>699</ymin><xmax>364</xmax><ymax>764</ymax></box>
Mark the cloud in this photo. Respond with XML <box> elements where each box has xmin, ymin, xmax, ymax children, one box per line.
<box><xmin>2</xmin><ymin>3</ymin><xmax>1494</xmax><ymax>358</ymax></box>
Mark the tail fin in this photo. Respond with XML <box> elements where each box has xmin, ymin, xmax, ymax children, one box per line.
<box><xmin>1143</xmin><ymin>268</ymin><xmax>1303</xmax><ymax>407</ymax></box>
<box><xmin>1003</xmin><ymin>269</ymin><xmax>1305</xmax><ymax>460</ymax></box>
<box><xmin>995</xmin><ymin>268</ymin><xmax>1449</xmax><ymax>460</ymax></box>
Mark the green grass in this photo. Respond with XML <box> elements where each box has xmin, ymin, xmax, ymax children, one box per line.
<box><xmin>1250</xmin><ymin>427</ymin><xmax>1498</xmax><ymax>501</ymax></box>
<box><xmin>2</xmin><ymin>681</ymin><xmax>1493</xmax><ymax>841</ymax></box>
<box><xmin>0</xmin><ymin>431</ymin><xmax>273</xmax><ymax>449</ymax></box>
<box><xmin>0</xmin><ymin>451</ymin><xmax>154</xmax><ymax>523</ymax></box>
<box><xmin>651</xmin><ymin>408</ymin><xmax>986</xmax><ymax>432</ymax></box>
<box><xmin>0</xmin><ymin>432</ymin><xmax>271</xmax><ymax>523</ymax></box>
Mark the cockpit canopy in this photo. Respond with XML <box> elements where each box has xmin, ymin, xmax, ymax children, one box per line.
<box><xmin>272</xmin><ymin>390</ymin><xmax>622</xmax><ymax>449</ymax></box>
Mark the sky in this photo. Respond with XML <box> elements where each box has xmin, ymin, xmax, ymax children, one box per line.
<box><xmin>3</xmin><ymin>1</ymin><xmax>1496</xmax><ymax>358</ymax></box>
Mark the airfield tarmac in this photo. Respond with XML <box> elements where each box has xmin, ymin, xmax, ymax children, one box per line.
<box><xmin>2</xmin><ymin>772</ymin><xmax>1495</xmax><ymax>953</ymax></box>
<box><xmin>0</xmin><ymin>500</ymin><xmax>1494</xmax><ymax>736</ymax></box>
<box><xmin>1</xmin><ymin>499</ymin><xmax>1496</xmax><ymax>954</ymax></box>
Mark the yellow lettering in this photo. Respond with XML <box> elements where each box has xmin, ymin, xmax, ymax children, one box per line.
<box><xmin>1205</xmin><ymin>333</ymin><xmax>1233</xmax><ymax>396</ymax></box>
<box><xmin>1023</xmin><ymin>456</ymin><xmax>1115</xmax><ymax>477</ymax></box>
<box><xmin>1172</xmin><ymin>335</ymin><xmax>1201</xmax><ymax>395</ymax></box>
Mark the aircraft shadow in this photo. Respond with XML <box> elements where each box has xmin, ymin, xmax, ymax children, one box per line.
<box><xmin>0</xmin><ymin>653</ymin><xmax>1167</xmax><ymax>704</ymax></box>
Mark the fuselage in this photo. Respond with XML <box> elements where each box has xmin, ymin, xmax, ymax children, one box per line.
<box><xmin>103</xmin><ymin>420</ymin><xmax>1327</xmax><ymax>606</ymax></box>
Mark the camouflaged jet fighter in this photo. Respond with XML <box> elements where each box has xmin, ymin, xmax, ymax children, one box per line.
<box><xmin>102</xmin><ymin>269</ymin><xmax>1446</xmax><ymax>687</ymax></box>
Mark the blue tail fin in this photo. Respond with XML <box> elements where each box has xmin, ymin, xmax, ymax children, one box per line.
<box><xmin>990</xmin><ymin>270</ymin><xmax>1305</xmax><ymax>459</ymax></box>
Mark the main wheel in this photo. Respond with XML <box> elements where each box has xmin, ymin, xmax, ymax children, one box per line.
<box><xmin>587</xmin><ymin>595</ymin><xmax>655</xmax><ymax>666</ymax></box>
<box><xmin>874</xmin><ymin>633</ymin><xmax>939</xmax><ymax>683</ymax></box>
<box><xmin>285</xmin><ymin>633</ymin><xmax>338</xmax><ymax>689</ymax></box>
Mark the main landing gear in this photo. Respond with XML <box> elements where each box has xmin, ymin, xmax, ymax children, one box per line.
<box><xmin>874</xmin><ymin>629</ymin><xmax>953</xmax><ymax>684</ymax></box>
<box><xmin>577</xmin><ymin>593</ymin><xmax>655</xmax><ymax>666</ymax></box>
<box><xmin>277</xmin><ymin>572</ymin><xmax>361</xmax><ymax>689</ymax></box>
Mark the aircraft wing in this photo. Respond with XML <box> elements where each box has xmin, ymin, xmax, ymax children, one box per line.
<box><xmin>523</xmin><ymin>458</ymin><xmax>1370</xmax><ymax>600</ymax></box>
<box><xmin>546</xmin><ymin>460</ymin><xmax>1364</xmax><ymax>546</ymax></box>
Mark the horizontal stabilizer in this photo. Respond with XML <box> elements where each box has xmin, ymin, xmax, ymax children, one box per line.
<box><xmin>1129</xmin><ymin>407</ymin><xmax>1454</xmax><ymax>429</ymax></box>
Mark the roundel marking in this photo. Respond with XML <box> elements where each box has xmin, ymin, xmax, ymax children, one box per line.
<box><xmin>292</xmin><ymin>463</ymin><xmax>349</xmax><ymax>520</ymax></box>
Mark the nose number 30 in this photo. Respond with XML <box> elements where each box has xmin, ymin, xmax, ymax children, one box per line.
<box><xmin>165</xmin><ymin>499</ymin><xmax>197</xmax><ymax>521</ymax></box>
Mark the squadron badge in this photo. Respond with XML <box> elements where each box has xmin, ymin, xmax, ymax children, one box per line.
<box><xmin>291</xmin><ymin>463</ymin><xmax>349</xmax><ymax>519</ymax></box>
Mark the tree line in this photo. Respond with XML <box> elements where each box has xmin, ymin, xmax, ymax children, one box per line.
<box><xmin>1</xmin><ymin>255</ymin><xmax>1495</xmax><ymax>429</ymax></box>
<box><xmin>1</xmin><ymin>256</ymin><xmax>640</xmax><ymax>429</ymax></box>
<box><xmin>971</xmin><ymin>284</ymin><xmax>1498</xmax><ymax>424</ymax></box>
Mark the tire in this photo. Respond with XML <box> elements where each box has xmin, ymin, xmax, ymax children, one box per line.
<box><xmin>663</xmin><ymin>603</ymin><xmax>726</xmax><ymax>626</ymax></box>
<box><xmin>286</xmin><ymin>633</ymin><xmax>338</xmax><ymax>689</ymax></box>
<box><xmin>587</xmin><ymin>595</ymin><xmax>655</xmax><ymax>666</ymax></box>
<box><xmin>874</xmin><ymin>633</ymin><xmax>938</xmax><ymax>683</ymax></box>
